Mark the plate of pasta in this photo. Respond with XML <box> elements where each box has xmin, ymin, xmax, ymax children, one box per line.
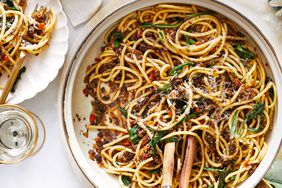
<box><xmin>60</xmin><ymin>0</ymin><xmax>282</xmax><ymax>188</ymax></box>
<box><xmin>0</xmin><ymin>0</ymin><xmax>68</xmax><ymax>104</ymax></box>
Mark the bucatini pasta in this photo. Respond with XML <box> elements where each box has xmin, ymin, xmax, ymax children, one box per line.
<box><xmin>83</xmin><ymin>4</ymin><xmax>276</xmax><ymax>188</ymax></box>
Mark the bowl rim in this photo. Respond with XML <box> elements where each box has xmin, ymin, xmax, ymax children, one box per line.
<box><xmin>59</xmin><ymin>0</ymin><xmax>282</xmax><ymax>187</ymax></box>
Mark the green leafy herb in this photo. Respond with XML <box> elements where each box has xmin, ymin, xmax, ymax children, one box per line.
<box><xmin>266</xmin><ymin>77</ymin><xmax>274</xmax><ymax>99</ymax></box>
<box><xmin>193</xmin><ymin>73</ymin><xmax>201</xmax><ymax>79</ymax></box>
<box><xmin>234</xmin><ymin>44</ymin><xmax>256</xmax><ymax>60</ymax></box>
<box><xmin>114</xmin><ymin>40</ymin><xmax>121</xmax><ymax>48</ymax></box>
<box><xmin>218</xmin><ymin>164</ymin><xmax>234</xmax><ymax>188</ymax></box>
<box><xmin>171</xmin><ymin>98</ymin><xmax>187</xmax><ymax>114</ymax></box>
<box><xmin>150</xmin><ymin>131</ymin><xmax>167</xmax><ymax>156</ymax></box>
<box><xmin>3</xmin><ymin>0</ymin><xmax>18</xmax><ymax>10</ymax></box>
<box><xmin>121</xmin><ymin>175</ymin><xmax>131</xmax><ymax>186</ymax></box>
<box><xmin>184</xmin><ymin>35</ymin><xmax>196</xmax><ymax>47</ymax></box>
<box><xmin>148</xmin><ymin>168</ymin><xmax>160</xmax><ymax>174</ymax></box>
<box><xmin>160</xmin><ymin>136</ymin><xmax>178</xmax><ymax>143</ymax></box>
<box><xmin>268</xmin><ymin>87</ymin><xmax>274</xmax><ymax>99</ymax></box>
<box><xmin>146</xmin><ymin>126</ymin><xmax>155</xmax><ymax>132</ymax></box>
<box><xmin>208</xmin><ymin>185</ymin><xmax>214</xmax><ymax>188</ymax></box>
<box><xmin>247</xmin><ymin>116</ymin><xmax>264</xmax><ymax>133</ymax></box>
<box><xmin>111</xmin><ymin>32</ymin><xmax>124</xmax><ymax>39</ymax></box>
<box><xmin>244</xmin><ymin>103</ymin><xmax>265</xmax><ymax>123</ymax></box>
<box><xmin>119</xmin><ymin>106</ymin><xmax>128</xmax><ymax>118</ymax></box>
<box><xmin>140</xmin><ymin>22</ymin><xmax>183</xmax><ymax>29</ymax></box>
<box><xmin>168</xmin><ymin>62</ymin><xmax>195</xmax><ymax>76</ymax></box>
<box><xmin>109</xmin><ymin>31</ymin><xmax>124</xmax><ymax>48</ymax></box>
<box><xmin>11</xmin><ymin>66</ymin><xmax>26</xmax><ymax>93</ymax></box>
<box><xmin>218</xmin><ymin>182</ymin><xmax>225</xmax><ymax>188</ymax></box>
<box><xmin>129</xmin><ymin>125</ymin><xmax>141</xmax><ymax>144</ymax></box>
<box><xmin>204</xmin><ymin>167</ymin><xmax>225</xmax><ymax>172</ymax></box>
<box><xmin>180</xmin><ymin>112</ymin><xmax>199</xmax><ymax>123</ymax></box>
<box><xmin>229</xmin><ymin>176</ymin><xmax>236</xmax><ymax>181</ymax></box>
<box><xmin>230</xmin><ymin>110</ymin><xmax>238</xmax><ymax>137</ymax></box>
<box><xmin>157</xmin><ymin>83</ymin><xmax>172</xmax><ymax>94</ymax></box>
<box><xmin>158</xmin><ymin>31</ymin><xmax>164</xmax><ymax>41</ymax></box>
<box><xmin>187</xmin><ymin>11</ymin><xmax>213</xmax><ymax>18</ymax></box>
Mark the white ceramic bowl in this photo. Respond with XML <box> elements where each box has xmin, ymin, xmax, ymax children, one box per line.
<box><xmin>59</xmin><ymin>0</ymin><xmax>282</xmax><ymax>187</ymax></box>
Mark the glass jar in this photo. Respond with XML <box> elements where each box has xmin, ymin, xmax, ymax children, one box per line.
<box><xmin>0</xmin><ymin>104</ymin><xmax>45</xmax><ymax>164</ymax></box>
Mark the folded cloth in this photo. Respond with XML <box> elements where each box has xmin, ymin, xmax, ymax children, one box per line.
<box><xmin>60</xmin><ymin>0</ymin><xmax>102</xmax><ymax>26</ymax></box>
<box><xmin>265</xmin><ymin>159</ymin><xmax>282</xmax><ymax>186</ymax></box>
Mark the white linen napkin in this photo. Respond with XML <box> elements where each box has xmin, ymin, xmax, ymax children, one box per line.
<box><xmin>60</xmin><ymin>0</ymin><xmax>102</xmax><ymax>27</ymax></box>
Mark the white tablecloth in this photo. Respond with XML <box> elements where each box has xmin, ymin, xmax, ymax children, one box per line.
<box><xmin>0</xmin><ymin>0</ymin><xmax>281</xmax><ymax>188</ymax></box>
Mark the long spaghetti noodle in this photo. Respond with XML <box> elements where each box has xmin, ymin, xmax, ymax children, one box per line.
<box><xmin>83</xmin><ymin>4</ymin><xmax>277</xmax><ymax>188</ymax></box>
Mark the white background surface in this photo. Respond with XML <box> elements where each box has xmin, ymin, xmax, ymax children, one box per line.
<box><xmin>0</xmin><ymin>0</ymin><xmax>281</xmax><ymax>188</ymax></box>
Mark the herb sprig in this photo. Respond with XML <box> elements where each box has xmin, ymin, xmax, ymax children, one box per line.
<box><xmin>157</xmin><ymin>83</ymin><xmax>172</xmax><ymax>94</ymax></box>
<box><xmin>109</xmin><ymin>31</ymin><xmax>124</xmax><ymax>48</ymax></box>
<box><xmin>3</xmin><ymin>0</ymin><xmax>19</xmax><ymax>10</ymax></box>
<box><xmin>119</xmin><ymin>106</ymin><xmax>128</xmax><ymax>118</ymax></box>
<box><xmin>168</xmin><ymin>62</ymin><xmax>195</xmax><ymax>76</ymax></box>
<box><xmin>234</xmin><ymin>44</ymin><xmax>256</xmax><ymax>60</ymax></box>
<box><xmin>245</xmin><ymin>103</ymin><xmax>265</xmax><ymax>133</ymax></box>
<box><xmin>150</xmin><ymin>131</ymin><xmax>178</xmax><ymax>156</ymax></box>
<box><xmin>244</xmin><ymin>103</ymin><xmax>265</xmax><ymax>123</ymax></box>
<box><xmin>128</xmin><ymin>125</ymin><xmax>141</xmax><ymax>144</ymax></box>
<box><xmin>121</xmin><ymin>175</ymin><xmax>131</xmax><ymax>186</ymax></box>
<box><xmin>140</xmin><ymin>22</ymin><xmax>183</xmax><ymax>29</ymax></box>
<box><xmin>11</xmin><ymin>66</ymin><xmax>26</xmax><ymax>93</ymax></box>
<box><xmin>184</xmin><ymin>35</ymin><xmax>196</xmax><ymax>47</ymax></box>
<box><xmin>230</xmin><ymin>110</ymin><xmax>238</xmax><ymax>137</ymax></box>
<box><xmin>204</xmin><ymin>167</ymin><xmax>225</xmax><ymax>172</ymax></box>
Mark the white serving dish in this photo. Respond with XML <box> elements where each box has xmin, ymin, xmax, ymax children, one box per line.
<box><xmin>59</xmin><ymin>0</ymin><xmax>282</xmax><ymax>187</ymax></box>
<box><xmin>2</xmin><ymin>0</ymin><xmax>69</xmax><ymax>104</ymax></box>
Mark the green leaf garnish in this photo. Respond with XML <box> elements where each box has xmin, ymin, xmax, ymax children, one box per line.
<box><xmin>160</xmin><ymin>136</ymin><xmax>178</xmax><ymax>143</ymax></box>
<box><xmin>218</xmin><ymin>163</ymin><xmax>234</xmax><ymax>188</ymax></box>
<box><xmin>158</xmin><ymin>31</ymin><xmax>164</xmax><ymax>41</ymax></box>
<box><xmin>204</xmin><ymin>167</ymin><xmax>225</xmax><ymax>172</ymax></box>
<box><xmin>148</xmin><ymin>168</ymin><xmax>160</xmax><ymax>174</ymax></box>
<box><xmin>230</xmin><ymin>176</ymin><xmax>236</xmax><ymax>181</ymax></box>
<box><xmin>179</xmin><ymin>112</ymin><xmax>199</xmax><ymax>124</ymax></box>
<box><xmin>129</xmin><ymin>125</ymin><xmax>141</xmax><ymax>144</ymax></box>
<box><xmin>171</xmin><ymin>98</ymin><xmax>187</xmax><ymax>114</ymax></box>
<box><xmin>11</xmin><ymin>66</ymin><xmax>26</xmax><ymax>93</ymax></box>
<box><xmin>184</xmin><ymin>35</ymin><xmax>196</xmax><ymax>47</ymax></box>
<box><xmin>114</xmin><ymin>40</ymin><xmax>121</xmax><ymax>48</ymax></box>
<box><xmin>150</xmin><ymin>131</ymin><xmax>167</xmax><ymax>156</ymax></box>
<box><xmin>111</xmin><ymin>32</ymin><xmax>124</xmax><ymax>39</ymax></box>
<box><xmin>109</xmin><ymin>31</ymin><xmax>124</xmax><ymax>48</ymax></box>
<box><xmin>234</xmin><ymin>44</ymin><xmax>256</xmax><ymax>60</ymax></box>
<box><xmin>119</xmin><ymin>106</ymin><xmax>128</xmax><ymax>118</ymax></box>
<box><xmin>230</xmin><ymin>110</ymin><xmax>238</xmax><ymax>137</ymax></box>
<box><xmin>140</xmin><ymin>22</ymin><xmax>183</xmax><ymax>29</ymax></box>
<box><xmin>244</xmin><ymin>103</ymin><xmax>265</xmax><ymax>123</ymax></box>
<box><xmin>3</xmin><ymin>0</ymin><xmax>19</xmax><ymax>10</ymax></box>
<box><xmin>247</xmin><ymin>116</ymin><xmax>264</xmax><ymax>133</ymax></box>
<box><xmin>266</xmin><ymin>77</ymin><xmax>274</xmax><ymax>99</ymax></box>
<box><xmin>157</xmin><ymin>83</ymin><xmax>172</xmax><ymax>94</ymax></box>
<box><xmin>121</xmin><ymin>175</ymin><xmax>131</xmax><ymax>186</ymax></box>
<box><xmin>168</xmin><ymin>62</ymin><xmax>195</xmax><ymax>76</ymax></box>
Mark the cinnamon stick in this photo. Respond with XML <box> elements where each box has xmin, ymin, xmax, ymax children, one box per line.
<box><xmin>162</xmin><ymin>142</ymin><xmax>176</xmax><ymax>188</ymax></box>
<box><xmin>179</xmin><ymin>136</ymin><xmax>197</xmax><ymax>188</ymax></box>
